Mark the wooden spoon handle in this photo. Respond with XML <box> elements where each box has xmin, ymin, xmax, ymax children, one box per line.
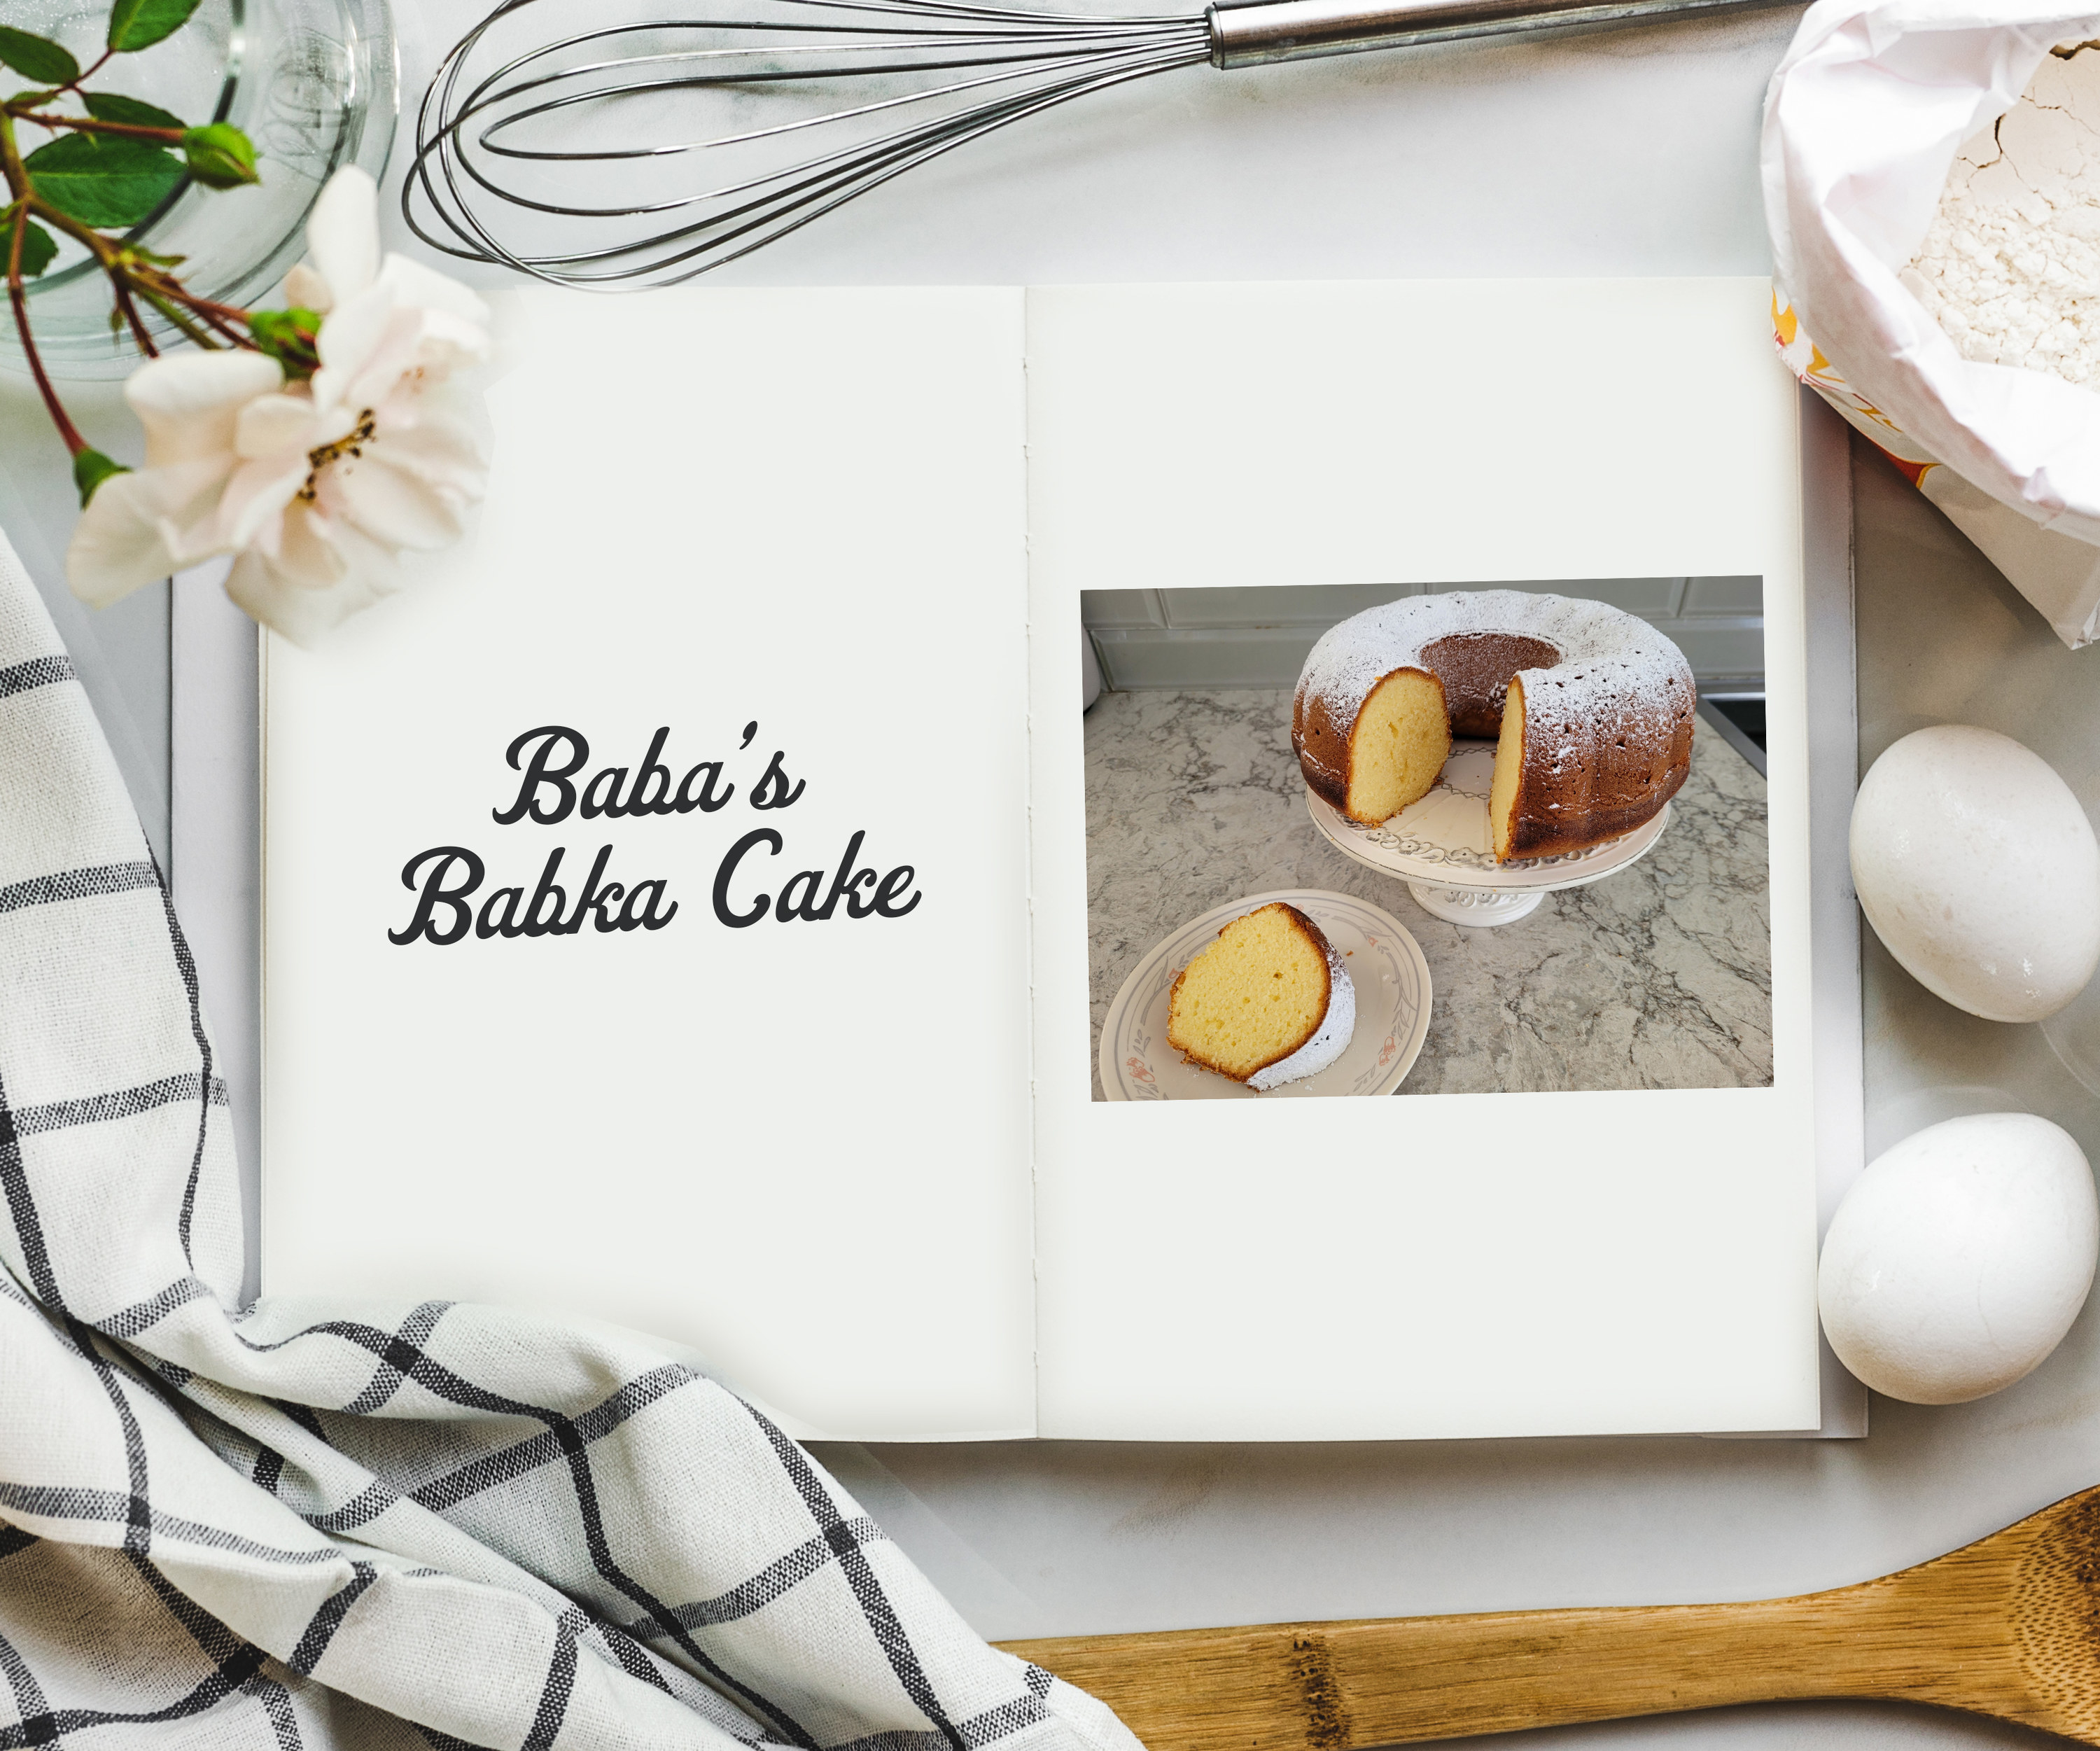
<box><xmin>1000</xmin><ymin>1573</ymin><xmax>2025</xmax><ymax>1750</ymax></box>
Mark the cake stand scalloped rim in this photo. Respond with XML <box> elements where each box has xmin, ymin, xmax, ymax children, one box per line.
<box><xmin>1304</xmin><ymin>786</ymin><xmax>1672</xmax><ymax>893</ymax></box>
<box><xmin>1098</xmin><ymin>888</ymin><xmax>1433</xmax><ymax>1102</ymax></box>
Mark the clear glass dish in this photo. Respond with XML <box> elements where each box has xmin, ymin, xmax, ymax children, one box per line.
<box><xmin>0</xmin><ymin>0</ymin><xmax>397</xmax><ymax>380</ymax></box>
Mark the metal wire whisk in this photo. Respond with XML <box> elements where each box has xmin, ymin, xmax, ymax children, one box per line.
<box><xmin>406</xmin><ymin>0</ymin><xmax>1786</xmax><ymax>286</ymax></box>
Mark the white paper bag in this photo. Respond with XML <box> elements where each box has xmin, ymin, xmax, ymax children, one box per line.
<box><xmin>1764</xmin><ymin>0</ymin><xmax>2100</xmax><ymax>646</ymax></box>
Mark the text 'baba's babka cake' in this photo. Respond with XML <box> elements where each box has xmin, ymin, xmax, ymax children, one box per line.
<box><xmin>1166</xmin><ymin>902</ymin><xmax>1355</xmax><ymax>1091</ymax></box>
<box><xmin>1292</xmin><ymin>590</ymin><xmax>1696</xmax><ymax>861</ymax></box>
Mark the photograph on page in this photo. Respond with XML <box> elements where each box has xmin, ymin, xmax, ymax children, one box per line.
<box><xmin>1083</xmin><ymin>578</ymin><xmax>1772</xmax><ymax>1102</ymax></box>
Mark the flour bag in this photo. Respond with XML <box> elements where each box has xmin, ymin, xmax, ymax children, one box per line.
<box><xmin>1765</xmin><ymin>0</ymin><xmax>2100</xmax><ymax>647</ymax></box>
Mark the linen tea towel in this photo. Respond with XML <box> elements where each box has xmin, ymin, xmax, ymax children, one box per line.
<box><xmin>0</xmin><ymin>526</ymin><xmax>1142</xmax><ymax>1751</ymax></box>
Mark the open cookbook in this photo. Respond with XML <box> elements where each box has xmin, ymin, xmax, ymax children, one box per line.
<box><xmin>251</xmin><ymin>277</ymin><xmax>1861</xmax><ymax>1442</ymax></box>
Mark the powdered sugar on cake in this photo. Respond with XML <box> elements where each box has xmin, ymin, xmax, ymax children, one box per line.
<box><xmin>1294</xmin><ymin>590</ymin><xmax>1687</xmax><ymax>743</ymax></box>
<box><xmin>1247</xmin><ymin>936</ymin><xmax>1357</xmax><ymax>1091</ymax></box>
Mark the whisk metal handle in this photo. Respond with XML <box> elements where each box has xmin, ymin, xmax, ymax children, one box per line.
<box><xmin>1206</xmin><ymin>0</ymin><xmax>1786</xmax><ymax>67</ymax></box>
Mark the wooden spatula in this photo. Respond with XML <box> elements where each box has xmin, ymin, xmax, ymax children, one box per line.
<box><xmin>999</xmin><ymin>1484</ymin><xmax>2100</xmax><ymax>1748</ymax></box>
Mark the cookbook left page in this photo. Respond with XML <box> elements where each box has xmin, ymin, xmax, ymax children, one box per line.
<box><xmin>260</xmin><ymin>287</ymin><xmax>1037</xmax><ymax>1440</ymax></box>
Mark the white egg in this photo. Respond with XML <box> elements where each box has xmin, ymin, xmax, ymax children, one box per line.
<box><xmin>1819</xmin><ymin>1112</ymin><xmax>2099</xmax><ymax>1404</ymax></box>
<box><xmin>1851</xmin><ymin>725</ymin><xmax>2100</xmax><ymax>1022</ymax></box>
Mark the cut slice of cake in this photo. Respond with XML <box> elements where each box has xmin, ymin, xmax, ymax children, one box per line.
<box><xmin>1490</xmin><ymin>674</ymin><xmax>1528</xmax><ymax>863</ymax></box>
<box><xmin>1342</xmin><ymin>668</ymin><xmax>1451</xmax><ymax>826</ymax></box>
<box><xmin>1166</xmin><ymin>902</ymin><xmax>1357</xmax><ymax>1091</ymax></box>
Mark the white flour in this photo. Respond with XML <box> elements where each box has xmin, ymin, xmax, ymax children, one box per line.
<box><xmin>1905</xmin><ymin>46</ymin><xmax>2100</xmax><ymax>387</ymax></box>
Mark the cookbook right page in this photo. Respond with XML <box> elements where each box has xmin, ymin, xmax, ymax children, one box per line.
<box><xmin>1026</xmin><ymin>279</ymin><xmax>1823</xmax><ymax>1439</ymax></box>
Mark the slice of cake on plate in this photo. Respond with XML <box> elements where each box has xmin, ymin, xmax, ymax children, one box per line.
<box><xmin>1166</xmin><ymin>902</ymin><xmax>1356</xmax><ymax>1091</ymax></box>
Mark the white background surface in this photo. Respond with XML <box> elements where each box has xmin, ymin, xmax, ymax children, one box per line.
<box><xmin>6</xmin><ymin>1</ymin><xmax>2100</xmax><ymax>1747</ymax></box>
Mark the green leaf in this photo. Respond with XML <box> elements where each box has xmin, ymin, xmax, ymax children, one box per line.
<box><xmin>106</xmin><ymin>0</ymin><xmax>202</xmax><ymax>53</ymax></box>
<box><xmin>14</xmin><ymin>218</ymin><xmax>56</xmax><ymax>277</ymax></box>
<box><xmin>73</xmin><ymin>449</ymin><xmax>128</xmax><ymax>507</ymax></box>
<box><xmin>180</xmin><ymin>123</ymin><xmax>256</xmax><ymax>189</ymax></box>
<box><xmin>0</xmin><ymin>27</ymin><xmax>80</xmax><ymax>84</ymax></box>
<box><xmin>24</xmin><ymin>132</ymin><xmax>183</xmax><ymax>230</ymax></box>
<box><xmin>84</xmin><ymin>91</ymin><xmax>186</xmax><ymax>131</ymax></box>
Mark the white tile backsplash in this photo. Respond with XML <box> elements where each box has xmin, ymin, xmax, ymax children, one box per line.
<box><xmin>1082</xmin><ymin>578</ymin><xmax>1763</xmax><ymax>690</ymax></box>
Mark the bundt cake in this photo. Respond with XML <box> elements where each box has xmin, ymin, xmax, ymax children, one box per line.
<box><xmin>1166</xmin><ymin>902</ymin><xmax>1356</xmax><ymax>1091</ymax></box>
<box><xmin>1293</xmin><ymin>590</ymin><xmax>1697</xmax><ymax>862</ymax></box>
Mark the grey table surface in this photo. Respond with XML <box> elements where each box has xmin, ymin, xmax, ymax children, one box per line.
<box><xmin>9</xmin><ymin>2</ymin><xmax>2100</xmax><ymax>1746</ymax></box>
<box><xmin>1084</xmin><ymin>691</ymin><xmax>1773</xmax><ymax>1101</ymax></box>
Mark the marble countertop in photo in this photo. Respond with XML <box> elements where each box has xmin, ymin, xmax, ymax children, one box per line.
<box><xmin>1084</xmin><ymin>686</ymin><xmax>1772</xmax><ymax>1100</ymax></box>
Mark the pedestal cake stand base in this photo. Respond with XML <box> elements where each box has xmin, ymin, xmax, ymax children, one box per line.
<box><xmin>1306</xmin><ymin>744</ymin><xmax>1673</xmax><ymax>930</ymax></box>
<box><xmin>1406</xmin><ymin>883</ymin><xmax>1548</xmax><ymax>927</ymax></box>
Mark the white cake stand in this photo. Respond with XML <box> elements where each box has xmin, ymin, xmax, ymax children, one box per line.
<box><xmin>1305</xmin><ymin>742</ymin><xmax>1672</xmax><ymax>927</ymax></box>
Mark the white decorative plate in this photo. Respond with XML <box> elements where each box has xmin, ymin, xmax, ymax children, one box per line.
<box><xmin>1305</xmin><ymin>741</ymin><xmax>1670</xmax><ymax>895</ymax></box>
<box><xmin>1098</xmin><ymin>889</ymin><xmax>1432</xmax><ymax>1101</ymax></box>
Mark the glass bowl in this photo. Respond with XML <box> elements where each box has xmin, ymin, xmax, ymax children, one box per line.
<box><xmin>0</xmin><ymin>0</ymin><xmax>396</xmax><ymax>380</ymax></box>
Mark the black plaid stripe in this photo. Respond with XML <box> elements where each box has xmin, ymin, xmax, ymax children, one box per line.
<box><xmin>0</xmin><ymin>1064</ymin><xmax>59</xmax><ymax>1313</ymax></box>
<box><xmin>145</xmin><ymin>867</ymin><xmax>218</xmax><ymax>1269</ymax></box>
<box><xmin>0</xmin><ymin>1628</ymin><xmax>269</xmax><ymax>1749</ymax></box>
<box><xmin>288</xmin><ymin>1561</ymin><xmax>378</xmax><ymax>1675</ymax></box>
<box><xmin>343</xmin><ymin>1301</ymin><xmax>453</xmax><ymax>1415</ymax></box>
<box><xmin>522</xmin><ymin>1613</ymin><xmax>578</xmax><ymax>1751</ymax></box>
<box><xmin>95</xmin><ymin>1274</ymin><xmax>218</xmax><ymax>1341</ymax></box>
<box><xmin>748</xmin><ymin>1404</ymin><xmax>967</xmax><ymax>1750</ymax></box>
<box><xmin>412</xmin><ymin>1363</ymin><xmax>693</xmax><ymax>1511</ymax></box>
<box><xmin>0</xmin><ymin>1484</ymin><xmax>339</xmax><ymax>1566</ymax></box>
<box><xmin>241</xmin><ymin>1671</ymin><xmax>305</xmax><ymax>1751</ymax></box>
<box><xmin>829</xmin><ymin>1685</ymin><xmax>1059</xmax><ymax>1751</ymax></box>
<box><xmin>550</xmin><ymin>1393</ymin><xmax>817</xmax><ymax>1746</ymax></box>
<box><xmin>617</xmin><ymin>1516</ymin><xmax>890</xmax><ymax>1638</ymax></box>
<box><xmin>10</xmin><ymin>1071</ymin><xmax>229</xmax><ymax>1140</ymax></box>
<box><xmin>304</xmin><ymin>1479</ymin><xmax>396</xmax><ymax>1533</ymax></box>
<box><xmin>0</xmin><ymin>655</ymin><xmax>72</xmax><ymax>700</ymax></box>
<box><xmin>0</xmin><ymin>860</ymin><xmax>159</xmax><ymax>918</ymax></box>
<box><xmin>0</xmin><ymin>1061</ymin><xmax>176</xmax><ymax>1591</ymax></box>
<box><xmin>252</xmin><ymin>1446</ymin><xmax>284</xmax><ymax>1496</ymax></box>
<box><xmin>561</xmin><ymin>1607</ymin><xmax>673</xmax><ymax>1698</ymax></box>
<box><xmin>217</xmin><ymin>1323</ymin><xmax>820</xmax><ymax>1746</ymax></box>
<box><xmin>0</xmin><ymin>1628</ymin><xmax>55</xmax><ymax>1748</ymax></box>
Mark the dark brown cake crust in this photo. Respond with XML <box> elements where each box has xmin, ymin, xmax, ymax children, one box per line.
<box><xmin>1499</xmin><ymin>670</ymin><xmax>1695</xmax><ymax>859</ymax></box>
<box><xmin>1292</xmin><ymin>669</ymin><xmax>1446</xmax><ymax>814</ymax></box>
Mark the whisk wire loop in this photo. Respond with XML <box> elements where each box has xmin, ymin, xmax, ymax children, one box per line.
<box><xmin>408</xmin><ymin>0</ymin><xmax>1214</xmax><ymax>284</ymax></box>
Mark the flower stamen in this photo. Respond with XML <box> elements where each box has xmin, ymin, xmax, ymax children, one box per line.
<box><xmin>298</xmin><ymin>408</ymin><xmax>377</xmax><ymax>503</ymax></box>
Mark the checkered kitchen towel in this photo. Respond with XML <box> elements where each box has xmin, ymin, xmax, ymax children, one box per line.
<box><xmin>0</xmin><ymin>531</ymin><xmax>1142</xmax><ymax>1751</ymax></box>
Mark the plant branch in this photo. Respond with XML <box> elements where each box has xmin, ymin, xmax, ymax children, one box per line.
<box><xmin>134</xmin><ymin>282</ymin><xmax>219</xmax><ymax>349</ymax></box>
<box><xmin>48</xmin><ymin>49</ymin><xmax>114</xmax><ymax>102</ymax></box>
<box><xmin>10</xmin><ymin>111</ymin><xmax>186</xmax><ymax>146</ymax></box>
<box><xmin>24</xmin><ymin>194</ymin><xmax>117</xmax><ymax>263</ymax></box>
<box><xmin>140</xmin><ymin>281</ymin><xmax>254</xmax><ymax>325</ymax></box>
<box><xmin>189</xmin><ymin>300</ymin><xmax>244</xmax><ymax>344</ymax></box>
<box><xmin>17</xmin><ymin>196</ymin><xmax>256</xmax><ymax>352</ymax></box>
<box><xmin>0</xmin><ymin>107</ymin><xmax>27</xmax><ymax>204</ymax></box>
<box><xmin>111</xmin><ymin>277</ymin><xmax>155</xmax><ymax>356</ymax></box>
<box><xmin>8</xmin><ymin>206</ymin><xmax>86</xmax><ymax>455</ymax></box>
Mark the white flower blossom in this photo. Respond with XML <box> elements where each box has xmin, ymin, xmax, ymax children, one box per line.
<box><xmin>66</xmin><ymin>167</ymin><xmax>491</xmax><ymax>644</ymax></box>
